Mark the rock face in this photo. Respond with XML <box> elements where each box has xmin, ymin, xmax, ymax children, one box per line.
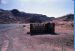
<box><xmin>0</xmin><ymin>9</ymin><xmax>17</xmax><ymax>23</ymax></box>
<box><xmin>0</xmin><ymin>9</ymin><xmax>54</xmax><ymax>23</ymax></box>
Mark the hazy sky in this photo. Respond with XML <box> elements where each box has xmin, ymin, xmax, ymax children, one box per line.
<box><xmin>0</xmin><ymin>0</ymin><xmax>74</xmax><ymax>17</ymax></box>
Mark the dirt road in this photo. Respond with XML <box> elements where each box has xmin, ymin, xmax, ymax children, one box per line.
<box><xmin>0</xmin><ymin>24</ymin><xmax>73</xmax><ymax>51</ymax></box>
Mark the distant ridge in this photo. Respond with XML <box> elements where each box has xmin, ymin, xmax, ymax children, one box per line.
<box><xmin>57</xmin><ymin>14</ymin><xmax>74</xmax><ymax>21</ymax></box>
<box><xmin>0</xmin><ymin>9</ymin><xmax>74</xmax><ymax>23</ymax></box>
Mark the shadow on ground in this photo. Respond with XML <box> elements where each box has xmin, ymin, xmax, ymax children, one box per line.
<box><xmin>27</xmin><ymin>32</ymin><xmax>58</xmax><ymax>36</ymax></box>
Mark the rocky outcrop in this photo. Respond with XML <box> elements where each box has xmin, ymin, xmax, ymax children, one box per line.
<box><xmin>0</xmin><ymin>9</ymin><xmax>74</xmax><ymax>24</ymax></box>
<box><xmin>0</xmin><ymin>9</ymin><xmax>54</xmax><ymax>23</ymax></box>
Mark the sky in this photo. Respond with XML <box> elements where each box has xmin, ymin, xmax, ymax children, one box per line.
<box><xmin>0</xmin><ymin>0</ymin><xmax>74</xmax><ymax>17</ymax></box>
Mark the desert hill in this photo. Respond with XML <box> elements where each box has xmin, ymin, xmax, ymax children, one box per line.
<box><xmin>0</xmin><ymin>9</ymin><xmax>55</xmax><ymax>23</ymax></box>
<box><xmin>0</xmin><ymin>9</ymin><xmax>74</xmax><ymax>24</ymax></box>
<box><xmin>56</xmin><ymin>14</ymin><xmax>74</xmax><ymax>21</ymax></box>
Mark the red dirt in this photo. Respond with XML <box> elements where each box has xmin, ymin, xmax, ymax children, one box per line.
<box><xmin>0</xmin><ymin>23</ymin><xmax>74</xmax><ymax>51</ymax></box>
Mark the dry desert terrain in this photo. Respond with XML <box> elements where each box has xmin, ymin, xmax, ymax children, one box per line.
<box><xmin>0</xmin><ymin>22</ymin><xmax>74</xmax><ymax>51</ymax></box>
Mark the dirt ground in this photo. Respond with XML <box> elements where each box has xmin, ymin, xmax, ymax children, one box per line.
<box><xmin>0</xmin><ymin>23</ymin><xmax>74</xmax><ymax>51</ymax></box>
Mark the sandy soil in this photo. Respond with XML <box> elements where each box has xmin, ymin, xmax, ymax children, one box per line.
<box><xmin>0</xmin><ymin>23</ymin><xmax>74</xmax><ymax>51</ymax></box>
